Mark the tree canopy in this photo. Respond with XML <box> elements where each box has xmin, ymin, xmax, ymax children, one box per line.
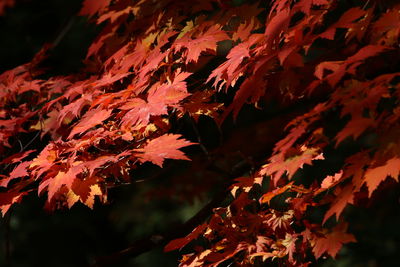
<box><xmin>1</xmin><ymin>0</ymin><xmax>400</xmax><ymax>266</ymax></box>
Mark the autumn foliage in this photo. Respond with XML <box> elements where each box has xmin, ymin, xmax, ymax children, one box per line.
<box><xmin>1</xmin><ymin>0</ymin><xmax>400</xmax><ymax>265</ymax></box>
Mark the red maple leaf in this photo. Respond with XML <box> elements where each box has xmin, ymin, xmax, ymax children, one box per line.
<box><xmin>46</xmin><ymin>170</ymin><xmax>76</xmax><ymax>201</ymax></box>
<box><xmin>335</xmin><ymin>117</ymin><xmax>375</xmax><ymax>146</ymax></box>
<box><xmin>174</xmin><ymin>24</ymin><xmax>229</xmax><ymax>64</ymax></box>
<box><xmin>134</xmin><ymin>134</ymin><xmax>195</xmax><ymax>167</ymax></box>
<box><xmin>9</xmin><ymin>161</ymin><xmax>31</xmax><ymax>179</ymax></box>
<box><xmin>68</xmin><ymin>108</ymin><xmax>112</xmax><ymax>139</ymax></box>
<box><xmin>319</xmin><ymin>7</ymin><xmax>366</xmax><ymax>40</ymax></box>
<box><xmin>323</xmin><ymin>184</ymin><xmax>354</xmax><ymax>224</ymax></box>
<box><xmin>80</xmin><ymin>0</ymin><xmax>110</xmax><ymax>17</ymax></box>
<box><xmin>164</xmin><ymin>223</ymin><xmax>207</xmax><ymax>252</ymax></box>
<box><xmin>0</xmin><ymin>190</ymin><xmax>27</xmax><ymax>216</ymax></box>
<box><xmin>0</xmin><ymin>150</ymin><xmax>35</xmax><ymax>165</ymax></box>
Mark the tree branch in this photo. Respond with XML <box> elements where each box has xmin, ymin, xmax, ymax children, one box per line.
<box><xmin>92</xmin><ymin>180</ymin><xmax>232</xmax><ymax>266</ymax></box>
<box><xmin>91</xmin><ymin>98</ymin><xmax>321</xmax><ymax>266</ymax></box>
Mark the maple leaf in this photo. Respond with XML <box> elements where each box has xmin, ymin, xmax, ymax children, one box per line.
<box><xmin>335</xmin><ymin>117</ymin><xmax>375</xmax><ymax>146</ymax></box>
<box><xmin>1</xmin><ymin>150</ymin><xmax>35</xmax><ymax>164</ymax></box>
<box><xmin>265</xmin><ymin>210</ymin><xmax>294</xmax><ymax>231</ymax></box>
<box><xmin>120</xmin><ymin>71</ymin><xmax>191</xmax><ymax>127</ymax></box>
<box><xmin>119</xmin><ymin>98</ymin><xmax>152</xmax><ymax>127</ymax></box>
<box><xmin>0</xmin><ymin>190</ymin><xmax>27</xmax><ymax>216</ymax></box>
<box><xmin>68</xmin><ymin>108</ymin><xmax>112</xmax><ymax>139</ymax></box>
<box><xmin>182</xmin><ymin>90</ymin><xmax>223</xmax><ymax>122</ymax></box>
<box><xmin>94</xmin><ymin>72</ymin><xmax>132</xmax><ymax>88</ymax></box>
<box><xmin>73</xmin><ymin>175</ymin><xmax>96</xmax><ymax>197</ymax></box>
<box><xmin>66</xmin><ymin>189</ymin><xmax>80</xmax><ymax>208</ymax></box>
<box><xmin>83</xmin><ymin>184</ymin><xmax>103</xmax><ymax>209</ymax></box>
<box><xmin>372</xmin><ymin>8</ymin><xmax>400</xmax><ymax>44</ymax></box>
<box><xmin>177</xmin><ymin>20</ymin><xmax>195</xmax><ymax>40</ymax></box>
<box><xmin>32</xmin><ymin>109</ymin><xmax>61</xmax><ymax>139</ymax></box>
<box><xmin>164</xmin><ymin>223</ymin><xmax>207</xmax><ymax>252</ymax></box>
<box><xmin>225</xmin><ymin>73</ymin><xmax>266</xmax><ymax>120</ymax></box>
<box><xmin>373</xmin><ymin>8</ymin><xmax>400</xmax><ymax>33</ymax></box>
<box><xmin>264</xmin><ymin>7</ymin><xmax>290</xmax><ymax>47</ymax></box>
<box><xmin>174</xmin><ymin>24</ymin><xmax>229</xmax><ymax>64</ymax></box>
<box><xmin>230</xmin><ymin>176</ymin><xmax>263</xmax><ymax>196</ymax></box>
<box><xmin>277</xmin><ymin>46</ymin><xmax>297</xmax><ymax>66</ymax></box>
<box><xmin>46</xmin><ymin>171</ymin><xmax>75</xmax><ymax>201</ymax></box>
<box><xmin>346</xmin><ymin>45</ymin><xmax>389</xmax><ymax>71</ymax></box>
<box><xmin>147</xmin><ymin>71</ymin><xmax>191</xmax><ymax>106</ymax></box>
<box><xmin>259</xmin><ymin>182</ymin><xmax>294</xmax><ymax>204</ymax></box>
<box><xmin>0</xmin><ymin>163</ymin><xmax>30</xmax><ymax>188</ymax></box>
<box><xmin>7</xmin><ymin>160</ymin><xmax>31</xmax><ymax>180</ymax></box>
<box><xmin>233</xmin><ymin>18</ymin><xmax>258</xmax><ymax>42</ymax></box>
<box><xmin>80</xmin><ymin>0</ymin><xmax>110</xmax><ymax>17</ymax></box>
<box><xmin>364</xmin><ymin>157</ymin><xmax>400</xmax><ymax>197</ymax></box>
<box><xmin>83</xmin><ymin>154</ymin><xmax>129</xmax><ymax>176</ymax></box>
<box><xmin>207</xmin><ymin>42</ymin><xmax>252</xmax><ymax>90</ymax></box>
<box><xmin>263</xmin><ymin>146</ymin><xmax>324</xmax><ymax>185</ymax></box>
<box><xmin>320</xmin><ymin>171</ymin><xmax>343</xmax><ymax>190</ymax></box>
<box><xmin>97</xmin><ymin>6</ymin><xmax>137</xmax><ymax>24</ymax></box>
<box><xmin>134</xmin><ymin>134</ymin><xmax>195</xmax><ymax>167</ymax></box>
<box><xmin>315</xmin><ymin>45</ymin><xmax>389</xmax><ymax>86</ymax></box>
<box><xmin>312</xmin><ymin>223</ymin><xmax>356</xmax><ymax>259</ymax></box>
<box><xmin>43</xmin><ymin>154</ymin><xmax>114</xmax><ymax>202</ymax></box>
<box><xmin>319</xmin><ymin>7</ymin><xmax>366</xmax><ymax>40</ymax></box>
<box><xmin>282</xmin><ymin>233</ymin><xmax>297</xmax><ymax>263</ymax></box>
<box><xmin>323</xmin><ymin>184</ymin><xmax>354</xmax><ymax>224</ymax></box>
<box><xmin>64</xmin><ymin>177</ymin><xmax>105</xmax><ymax>209</ymax></box>
<box><xmin>314</xmin><ymin>61</ymin><xmax>341</xmax><ymax>80</ymax></box>
<box><xmin>57</xmin><ymin>95</ymin><xmax>92</xmax><ymax>127</ymax></box>
<box><xmin>86</xmin><ymin>32</ymin><xmax>112</xmax><ymax>58</ymax></box>
<box><xmin>29</xmin><ymin>144</ymin><xmax>58</xmax><ymax>178</ymax></box>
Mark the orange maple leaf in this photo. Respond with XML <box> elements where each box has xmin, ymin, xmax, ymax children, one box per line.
<box><xmin>323</xmin><ymin>184</ymin><xmax>354</xmax><ymax>224</ymax></box>
<box><xmin>364</xmin><ymin>157</ymin><xmax>400</xmax><ymax>197</ymax></box>
<box><xmin>312</xmin><ymin>223</ymin><xmax>356</xmax><ymax>259</ymax></box>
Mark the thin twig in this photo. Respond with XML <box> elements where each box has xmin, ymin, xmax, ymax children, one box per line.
<box><xmin>53</xmin><ymin>17</ymin><xmax>76</xmax><ymax>47</ymax></box>
<box><xmin>362</xmin><ymin>0</ymin><xmax>371</xmax><ymax>10</ymax></box>
<box><xmin>21</xmin><ymin>130</ymin><xmax>41</xmax><ymax>152</ymax></box>
<box><xmin>190</xmin><ymin>117</ymin><xmax>209</xmax><ymax>156</ymax></box>
<box><xmin>92</xmin><ymin>181</ymin><xmax>231</xmax><ymax>267</ymax></box>
<box><xmin>91</xmin><ymin>99</ymin><xmax>321</xmax><ymax>266</ymax></box>
<box><xmin>91</xmin><ymin>158</ymin><xmax>251</xmax><ymax>266</ymax></box>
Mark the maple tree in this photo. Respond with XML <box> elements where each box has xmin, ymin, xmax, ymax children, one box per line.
<box><xmin>0</xmin><ymin>0</ymin><xmax>400</xmax><ymax>265</ymax></box>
